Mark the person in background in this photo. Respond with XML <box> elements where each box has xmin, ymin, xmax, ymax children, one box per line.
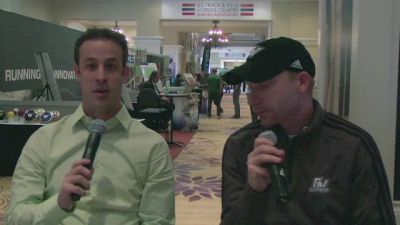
<box><xmin>220</xmin><ymin>72</ymin><xmax>228</xmax><ymax>106</ymax></box>
<box><xmin>5</xmin><ymin>28</ymin><xmax>175</xmax><ymax>225</ymax></box>
<box><xmin>195</xmin><ymin>71</ymin><xmax>208</xmax><ymax>87</ymax></box>
<box><xmin>207</xmin><ymin>68</ymin><xmax>224</xmax><ymax>119</ymax></box>
<box><xmin>194</xmin><ymin>72</ymin><xmax>208</xmax><ymax>115</ymax></box>
<box><xmin>139</xmin><ymin>70</ymin><xmax>162</xmax><ymax>94</ymax></box>
<box><xmin>174</xmin><ymin>73</ymin><xmax>185</xmax><ymax>87</ymax></box>
<box><xmin>139</xmin><ymin>70</ymin><xmax>174</xmax><ymax>118</ymax></box>
<box><xmin>168</xmin><ymin>57</ymin><xmax>176</xmax><ymax>86</ymax></box>
<box><xmin>194</xmin><ymin>72</ymin><xmax>202</xmax><ymax>84</ymax></box>
<box><xmin>231</xmin><ymin>83</ymin><xmax>241</xmax><ymax>119</ymax></box>
<box><xmin>246</xmin><ymin>84</ymin><xmax>258</xmax><ymax>122</ymax></box>
<box><xmin>220</xmin><ymin>37</ymin><xmax>395</xmax><ymax>225</ymax></box>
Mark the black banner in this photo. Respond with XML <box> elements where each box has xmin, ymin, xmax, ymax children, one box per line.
<box><xmin>201</xmin><ymin>45</ymin><xmax>211</xmax><ymax>72</ymax></box>
<box><xmin>0</xmin><ymin>9</ymin><xmax>82</xmax><ymax>100</ymax></box>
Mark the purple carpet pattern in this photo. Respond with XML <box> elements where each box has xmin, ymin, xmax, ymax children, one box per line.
<box><xmin>173</xmin><ymin>94</ymin><xmax>252</xmax><ymax>225</ymax></box>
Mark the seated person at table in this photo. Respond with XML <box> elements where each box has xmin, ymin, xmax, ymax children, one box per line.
<box><xmin>138</xmin><ymin>71</ymin><xmax>174</xmax><ymax>117</ymax></box>
<box><xmin>139</xmin><ymin>70</ymin><xmax>162</xmax><ymax>94</ymax></box>
<box><xmin>5</xmin><ymin>28</ymin><xmax>175</xmax><ymax>225</ymax></box>
<box><xmin>174</xmin><ymin>74</ymin><xmax>186</xmax><ymax>87</ymax></box>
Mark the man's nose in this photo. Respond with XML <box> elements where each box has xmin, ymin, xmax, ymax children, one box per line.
<box><xmin>95</xmin><ymin>66</ymin><xmax>107</xmax><ymax>81</ymax></box>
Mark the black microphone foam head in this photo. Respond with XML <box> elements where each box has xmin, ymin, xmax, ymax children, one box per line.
<box><xmin>258</xmin><ymin>130</ymin><xmax>278</xmax><ymax>145</ymax></box>
<box><xmin>90</xmin><ymin>119</ymin><xmax>107</xmax><ymax>135</ymax></box>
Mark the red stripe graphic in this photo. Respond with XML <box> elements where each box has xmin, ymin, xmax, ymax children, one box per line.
<box><xmin>240</xmin><ymin>4</ymin><xmax>254</xmax><ymax>7</ymax></box>
<box><xmin>240</xmin><ymin>12</ymin><xmax>253</xmax><ymax>16</ymax></box>
<box><xmin>182</xmin><ymin>2</ymin><xmax>195</xmax><ymax>15</ymax></box>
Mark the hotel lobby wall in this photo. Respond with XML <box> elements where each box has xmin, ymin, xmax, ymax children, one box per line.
<box><xmin>160</xmin><ymin>1</ymin><xmax>319</xmax><ymax>82</ymax></box>
<box><xmin>160</xmin><ymin>1</ymin><xmax>318</xmax><ymax>46</ymax></box>
<box><xmin>271</xmin><ymin>1</ymin><xmax>319</xmax><ymax>49</ymax></box>
<box><xmin>52</xmin><ymin>0</ymin><xmax>162</xmax><ymax>37</ymax></box>
<box><xmin>160</xmin><ymin>21</ymin><xmax>270</xmax><ymax>46</ymax></box>
<box><xmin>162</xmin><ymin>45</ymin><xmax>184</xmax><ymax>75</ymax></box>
<box><xmin>4</xmin><ymin>0</ymin><xmax>319</xmax><ymax>50</ymax></box>
<box><xmin>0</xmin><ymin>0</ymin><xmax>54</xmax><ymax>23</ymax></box>
<box><xmin>271</xmin><ymin>1</ymin><xmax>319</xmax><ymax>39</ymax></box>
<box><xmin>272</xmin><ymin>0</ymin><xmax>319</xmax><ymax>88</ymax></box>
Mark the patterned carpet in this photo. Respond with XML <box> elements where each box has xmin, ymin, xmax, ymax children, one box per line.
<box><xmin>174</xmin><ymin>93</ymin><xmax>252</xmax><ymax>225</ymax></box>
<box><xmin>0</xmin><ymin>177</ymin><xmax>11</xmax><ymax>225</ymax></box>
<box><xmin>0</xmin><ymin>93</ymin><xmax>252</xmax><ymax>225</ymax></box>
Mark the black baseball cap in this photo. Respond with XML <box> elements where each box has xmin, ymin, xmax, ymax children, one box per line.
<box><xmin>222</xmin><ymin>37</ymin><xmax>315</xmax><ymax>85</ymax></box>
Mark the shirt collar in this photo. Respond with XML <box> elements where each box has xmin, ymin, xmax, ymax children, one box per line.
<box><xmin>69</xmin><ymin>104</ymin><xmax>132</xmax><ymax>133</ymax></box>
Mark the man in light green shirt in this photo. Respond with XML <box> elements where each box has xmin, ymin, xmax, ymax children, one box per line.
<box><xmin>5</xmin><ymin>28</ymin><xmax>175</xmax><ymax>225</ymax></box>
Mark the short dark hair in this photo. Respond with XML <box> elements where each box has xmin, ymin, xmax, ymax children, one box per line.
<box><xmin>74</xmin><ymin>28</ymin><xmax>128</xmax><ymax>66</ymax></box>
<box><xmin>149</xmin><ymin>70</ymin><xmax>159</xmax><ymax>81</ymax></box>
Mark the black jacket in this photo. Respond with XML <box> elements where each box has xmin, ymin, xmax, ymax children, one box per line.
<box><xmin>221</xmin><ymin>100</ymin><xmax>396</xmax><ymax>225</ymax></box>
<box><xmin>140</xmin><ymin>80</ymin><xmax>160</xmax><ymax>94</ymax></box>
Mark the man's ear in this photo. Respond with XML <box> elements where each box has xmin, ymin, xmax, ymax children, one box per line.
<box><xmin>122</xmin><ymin>66</ymin><xmax>130</xmax><ymax>83</ymax></box>
<box><xmin>297</xmin><ymin>71</ymin><xmax>312</xmax><ymax>93</ymax></box>
<box><xmin>73</xmin><ymin>64</ymin><xmax>81</xmax><ymax>81</ymax></box>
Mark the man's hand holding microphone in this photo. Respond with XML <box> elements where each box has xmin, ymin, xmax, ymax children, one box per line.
<box><xmin>58</xmin><ymin>159</ymin><xmax>94</xmax><ymax>212</ymax></box>
<box><xmin>247</xmin><ymin>130</ymin><xmax>289</xmax><ymax>203</ymax></box>
<box><xmin>57</xmin><ymin>119</ymin><xmax>107</xmax><ymax>212</ymax></box>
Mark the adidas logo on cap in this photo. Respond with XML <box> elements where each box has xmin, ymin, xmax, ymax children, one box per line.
<box><xmin>249</xmin><ymin>46</ymin><xmax>265</xmax><ymax>59</ymax></box>
<box><xmin>290</xmin><ymin>59</ymin><xmax>303</xmax><ymax>70</ymax></box>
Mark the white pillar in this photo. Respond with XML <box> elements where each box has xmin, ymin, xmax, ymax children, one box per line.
<box><xmin>132</xmin><ymin>36</ymin><xmax>163</xmax><ymax>55</ymax></box>
<box><xmin>316</xmin><ymin>0</ymin><xmax>328</xmax><ymax>108</ymax></box>
<box><xmin>349</xmin><ymin>0</ymin><xmax>400</xmax><ymax>197</ymax></box>
<box><xmin>162</xmin><ymin>44</ymin><xmax>184</xmax><ymax>74</ymax></box>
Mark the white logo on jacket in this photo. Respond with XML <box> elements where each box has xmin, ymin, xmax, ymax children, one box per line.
<box><xmin>309</xmin><ymin>177</ymin><xmax>330</xmax><ymax>193</ymax></box>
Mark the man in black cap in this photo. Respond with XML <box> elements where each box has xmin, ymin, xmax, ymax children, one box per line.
<box><xmin>220</xmin><ymin>37</ymin><xmax>396</xmax><ymax>225</ymax></box>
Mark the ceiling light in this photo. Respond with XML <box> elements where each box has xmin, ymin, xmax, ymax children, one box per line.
<box><xmin>201</xmin><ymin>20</ymin><xmax>229</xmax><ymax>48</ymax></box>
<box><xmin>111</xmin><ymin>20</ymin><xmax>123</xmax><ymax>34</ymax></box>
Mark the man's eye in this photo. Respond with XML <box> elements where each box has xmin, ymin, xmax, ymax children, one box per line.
<box><xmin>260</xmin><ymin>83</ymin><xmax>271</xmax><ymax>89</ymax></box>
<box><xmin>105</xmin><ymin>64</ymin><xmax>116</xmax><ymax>70</ymax></box>
<box><xmin>86</xmin><ymin>64</ymin><xmax>96</xmax><ymax>70</ymax></box>
<box><xmin>261</xmin><ymin>84</ymin><xmax>269</xmax><ymax>89</ymax></box>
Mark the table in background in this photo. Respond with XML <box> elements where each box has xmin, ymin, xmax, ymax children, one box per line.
<box><xmin>160</xmin><ymin>93</ymin><xmax>199</xmax><ymax>131</ymax></box>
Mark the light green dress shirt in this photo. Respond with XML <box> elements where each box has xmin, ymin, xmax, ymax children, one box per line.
<box><xmin>5</xmin><ymin>104</ymin><xmax>175</xmax><ymax>225</ymax></box>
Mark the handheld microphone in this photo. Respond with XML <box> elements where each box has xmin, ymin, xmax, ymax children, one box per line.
<box><xmin>257</xmin><ymin>130</ymin><xmax>289</xmax><ymax>204</ymax></box>
<box><xmin>71</xmin><ymin>119</ymin><xmax>107</xmax><ymax>201</ymax></box>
